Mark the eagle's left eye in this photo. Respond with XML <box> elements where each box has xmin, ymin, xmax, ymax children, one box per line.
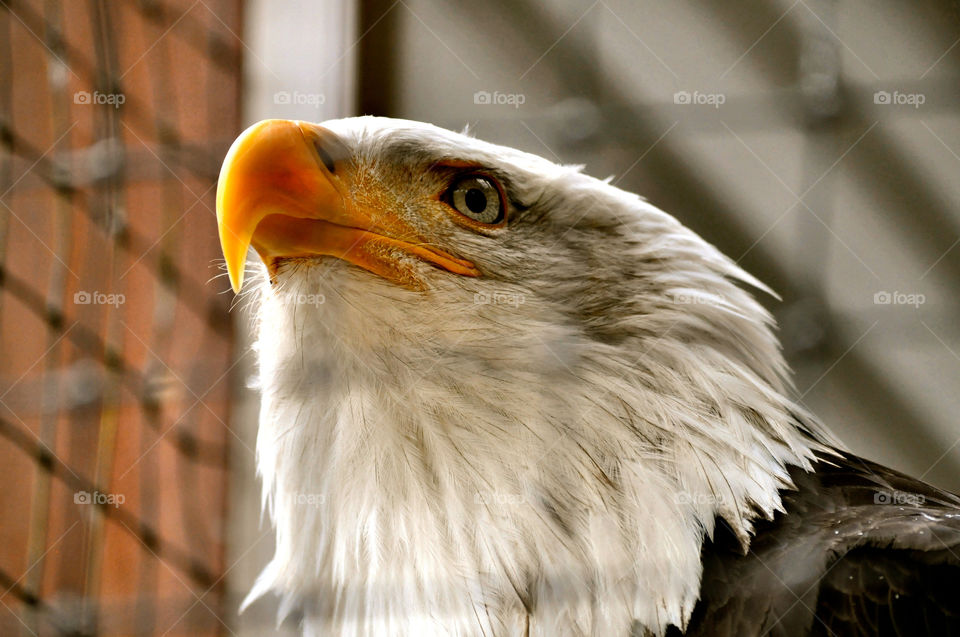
<box><xmin>446</xmin><ymin>175</ymin><xmax>505</xmax><ymax>225</ymax></box>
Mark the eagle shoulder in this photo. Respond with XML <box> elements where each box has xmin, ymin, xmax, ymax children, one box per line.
<box><xmin>675</xmin><ymin>453</ymin><xmax>960</xmax><ymax>636</ymax></box>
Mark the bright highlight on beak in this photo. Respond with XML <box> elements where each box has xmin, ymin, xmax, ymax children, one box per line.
<box><xmin>215</xmin><ymin>119</ymin><xmax>479</xmax><ymax>293</ymax></box>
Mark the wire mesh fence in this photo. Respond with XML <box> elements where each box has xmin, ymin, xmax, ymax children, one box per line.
<box><xmin>0</xmin><ymin>1</ymin><xmax>242</xmax><ymax>634</ymax></box>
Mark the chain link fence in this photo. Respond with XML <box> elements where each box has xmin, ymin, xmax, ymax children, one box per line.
<box><xmin>0</xmin><ymin>1</ymin><xmax>243</xmax><ymax>634</ymax></box>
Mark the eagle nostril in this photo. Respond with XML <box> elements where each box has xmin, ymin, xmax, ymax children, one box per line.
<box><xmin>298</xmin><ymin>122</ymin><xmax>350</xmax><ymax>175</ymax></box>
<box><xmin>313</xmin><ymin>137</ymin><xmax>336</xmax><ymax>174</ymax></box>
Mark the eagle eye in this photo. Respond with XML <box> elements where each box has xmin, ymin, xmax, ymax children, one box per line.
<box><xmin>446</xmin><ymin>175</ymin><xmax>505</xmax><ymax>225</ymax></box>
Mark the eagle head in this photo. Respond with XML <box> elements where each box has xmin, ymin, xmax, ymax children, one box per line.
<box><xmin>217</xmin><ymin>116</ymin><xmax>830</xmax><ymax>636</ymax></box>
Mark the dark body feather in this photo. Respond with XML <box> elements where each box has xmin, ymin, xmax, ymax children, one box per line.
<box><xmin>670</xmin><ymin>454</ymin><xmax>960</xmax><ymax>636</ymax></box>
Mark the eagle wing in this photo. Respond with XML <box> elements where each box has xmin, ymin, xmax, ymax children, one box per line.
<box><xmin>673</xmin><ymin>454</ymin><xmax>960</xmax><ymax>636</ymax></box>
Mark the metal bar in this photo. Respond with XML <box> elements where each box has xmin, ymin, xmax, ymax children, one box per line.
<box><xmin>20</xmin><ymin>2</ymin><xmax>77</xmax><ymax>634</ymax></box>
<box><xmin>356</xmin><ymin>0</ymin><xmax>401</xmax><ymax>115</ymax></box>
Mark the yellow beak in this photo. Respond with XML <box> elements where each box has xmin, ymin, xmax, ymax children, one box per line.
<box><xmin>215</xmin><ymin>119</ymin><xmax>478</xmax><ymax>293</ymax></box>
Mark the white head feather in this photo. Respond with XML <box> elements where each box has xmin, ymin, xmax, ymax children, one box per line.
<box><xmin>238</xmin><ymin>116</ymin><xmax>835</xmax><ymax>636</ymax></box>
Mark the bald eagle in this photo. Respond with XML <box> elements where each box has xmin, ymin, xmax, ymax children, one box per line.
<box><xmin>216</xmin><ymin>118</ymin><xmax>960</xmax><ymax>637</ymax></box>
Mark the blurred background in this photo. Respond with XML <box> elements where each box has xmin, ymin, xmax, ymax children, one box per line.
<box><xmin>0</xmin><ymin>0</ymin><xmax>958</xmax><ymax>634</ymax></box>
